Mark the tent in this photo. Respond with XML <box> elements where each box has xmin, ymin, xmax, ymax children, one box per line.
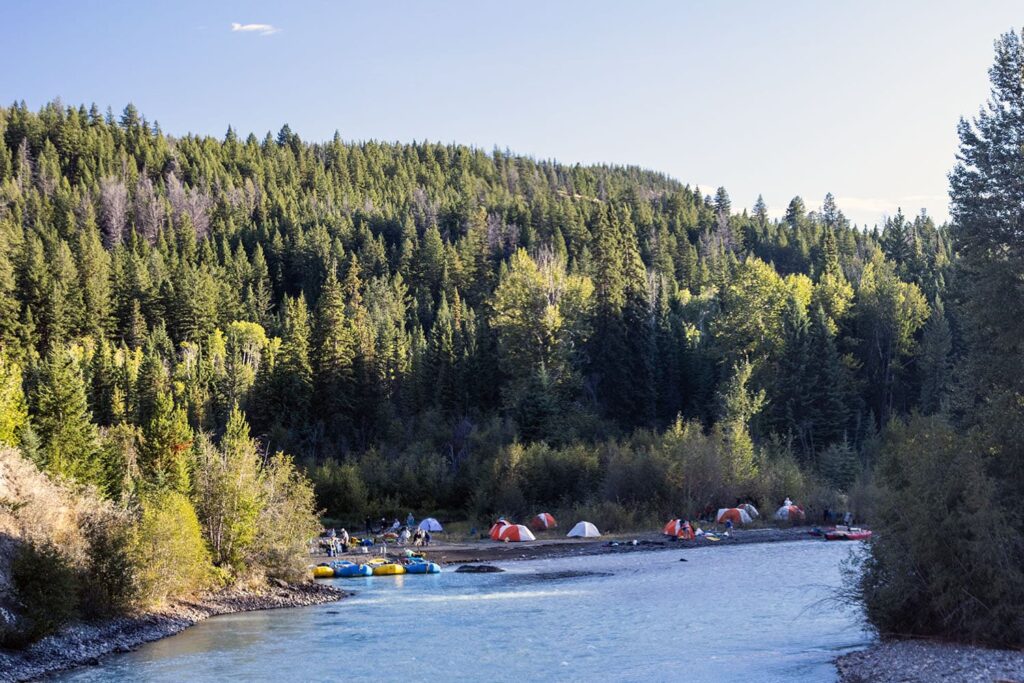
<box><xmin>741</xmin><ymin>503</ymin><xmax>760</xmax><ymax>519</ymax></box>
<box><xmin>529</xmin><ymin>512</ymin><xmax>557</xmax><ymax>531</ymax></box>
<box><xmin>418</xmin><ymin>517</ymin><xmax>443</xmax><ymax>532</ymax></box>
<box><xmin>497</xmin><ymin>524</ymin><xmax>536</xmax><ymax>542</ymax></box>
<box><xmin>567</xmin><ymin>521</ymin><xmax>601</xmax><ymax>538</ymax></box>
<box><xmin>716</xmin><ymin>508</ymin><xmax>753</xmax><ymax>525</ymax></box>
<box><xmin>774</xmin><ymin>505</ymin><xmax>805</xmax><ymax>522</ymax></box>
<box><xmin>663</xmin><ymin>519</ymin><xmax>684</xmax><ymax>536</ymax></box>
<box><xmin>489</xmin><ymin>519</ymin><xmax>511</xmax><ymax>540</ymax></box>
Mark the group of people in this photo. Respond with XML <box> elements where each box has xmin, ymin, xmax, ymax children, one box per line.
<box><xmin>393</xmin><ymin>526</ymin><xmax>432</xmax><ymax>546</ymax></box>
<box><xmin>321</xmin><ymin>527</ymin><xmax>351</xmax><ymax>557</ymax></box>
<box><xmin>317</xmin><ymin>514</ymin><xmax>434</xmax><ymax>557</ymax></box>
<box><xmin>364</xmin><ymin>513</ymin><xmax>419</xmax><ymax>536</ymax></box>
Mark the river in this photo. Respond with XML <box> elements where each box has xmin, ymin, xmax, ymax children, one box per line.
<box><xmin>60</xmin><ymin>540</ymin><xmax>873</xmax><ymax>682</ymax></box>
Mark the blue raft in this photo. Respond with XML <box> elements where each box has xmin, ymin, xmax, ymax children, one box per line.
<box><xmin>330</xmin><ymin>561</ymin><xmax>373</xmax><ymax>577</ymax></box>
<box><xmin>403</xmin><ymin>558</ymin><xmax>441</xmax><ymax>574</ymax></box>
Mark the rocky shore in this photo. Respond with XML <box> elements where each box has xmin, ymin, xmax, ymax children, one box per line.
<box><xmin>837</xmin><ymin>640</ymin><xmax>1024</xmax><ymax>683</ymax></box>
<box><xmin>0</xmin><ymin>580</ymin><xmax>345</xmax><ymax>683</ymax></box>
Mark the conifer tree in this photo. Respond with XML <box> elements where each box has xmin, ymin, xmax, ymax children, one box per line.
<box><xmin>34</xmin><ymin>348</ymin><xmax>101</xmax><ymax>484</ymax></box>
<box><xmin>917</xmin><ymin>298</ymin><xmax>953</xmax><ymax>416</ymax></box>
<box><xmin>312</xmin><ymin>267</ymin><xmax>355</xmax><ymax>434</ymax></box>
<box><xmin>141</xmin><ymin>392</ymin><xmax>193</xmax><ymax>492</ymax></box>
<box><xmin>717</xmin><ymin>358</ymin><xmax>765</xmax><ymax>481</ymax></box>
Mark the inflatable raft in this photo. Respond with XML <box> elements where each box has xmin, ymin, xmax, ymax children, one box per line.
<box><xmin>404</xmin><ymin>558</ymin><xmax>441</xmax><ymax>574</ymax></box>
<box><xmin>312</xmin><ymin>564</ymin><xmax>334</xmax><ymax>578</ymax></box>
<box><xmin>371</xmin><ymin>562</ymin><xmax>407</xmax><ymax>576</ymax></box>
<box><xmin>330</xmin><ymin>561</ymin><xmax>373</xmax><ymax>577</ymax></box>
<box><xmin>824</xmin><ymin>527</ymin><xmax>872</xmax><ymax>541</ymax></box>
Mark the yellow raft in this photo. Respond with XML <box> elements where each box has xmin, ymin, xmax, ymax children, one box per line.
<box><xmin>372</xmin><ymin>562</ymin><xmax>406</xmax><ymax>576</ymax></box>
<box><xmin>312</xmin><ymin>565</ymin><xmax>334</xmax><ymax>578</ymax></box>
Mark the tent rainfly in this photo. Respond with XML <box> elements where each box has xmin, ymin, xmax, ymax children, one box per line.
<box><xmin>529</xmin><ymin>513</ymin><xmax>557</xmax><ymax>531</ymax></box>
<box><xmin>567</xmin><ymin>521</ymin><xmax>601</xmax><ymax>538</ymax></box>
<box><xmin>489</xmin><ymin>519</ymin><xmax>511</xmax><ymax>540</ymax></box>
<box><xmin>716</xmin><ymin>508</ymin><xmax>753</xmax><ymax>525</ymax></box>
<box><xmin>498</xmin><ymin>524</ymin><xmax>536</xmax><ymax>542</ymax></box>
<box><xmin>418</xmin><ymin>517</ymin><xmax>443</xmax><ymax>532</ymax></box>
<box><xmin>774</xmin><ymin>505</ymin><xmax>805</xmax><ymax>522</ymax></box>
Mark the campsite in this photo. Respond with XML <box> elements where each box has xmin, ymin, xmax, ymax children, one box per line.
<box><xmin>307</xmin><ymin>502</ymin><xmax>854</xmax><ymax>572</ymax></box>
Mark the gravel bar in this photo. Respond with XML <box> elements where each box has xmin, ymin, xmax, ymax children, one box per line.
<box><xmin>837</xmin><ymin>640</ymin><xmax>1024</xmax><ymax>683</ymax></box>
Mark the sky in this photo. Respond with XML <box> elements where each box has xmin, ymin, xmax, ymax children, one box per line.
<box><xmin>3</xmin><ymin>0</ymin><xmax>1021</xmax><ymax>227</ymax></box>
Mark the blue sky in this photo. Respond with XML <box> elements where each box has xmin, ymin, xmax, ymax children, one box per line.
<box><xmin>3</xmin><ymin>1</ymin><xmax>1020</xmax><ymax>226</ymax></box>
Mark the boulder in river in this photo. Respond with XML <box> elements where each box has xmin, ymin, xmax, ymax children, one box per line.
<box><xmin>455</xmin><ymin>564</ymin><xmax>505</xmax><ymax>573</ymax></box>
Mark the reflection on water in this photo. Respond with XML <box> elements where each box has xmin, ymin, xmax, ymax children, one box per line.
<box><xmin>59</xmin><ymin>541</ymin><xmax>872</xmax><ymax>683</ymax></box>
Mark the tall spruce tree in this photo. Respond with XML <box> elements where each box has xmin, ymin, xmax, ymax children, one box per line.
<box><xmin>34</xmin><ymin>348</ymin><xmax>101</xmax><ymax>484</ymax></box>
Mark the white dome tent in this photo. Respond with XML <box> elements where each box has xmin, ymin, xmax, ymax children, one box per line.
<box><xmin>567</xmin><ymin>521</ymin><xmax>601</xmax><ymax>538</ymax></box>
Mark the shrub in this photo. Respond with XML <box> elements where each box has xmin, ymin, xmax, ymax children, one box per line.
<box><xmin>517</xmin><ymin>442</ymin><xmax>600</xmax><ymax>507</ymax></box>
<box><xmin>313</xmin><ymin>460</ymin><xmax>368</xmax><ymax>518</ymax></box>
<box><xmin>254</xmin><ymin>453</ymin><xmax>321</xmax><ymax>581</ymax></box>
<box><xmin>8</xmin><ymin>541</ymin><xmax>79</xmax><ymax>644</ymax></box>
<box><xmin>79</xmin><ymin>507</ymin><xmax>138</xmax><ymax>617</ymax></box>
<box><xmin>601</xmin><ymin>441</ymin><xmax>672</xmax><ymax>509</ymax></box>
<box><xmin>858</xmin><ymin>415</ymin><xmax>1024</xmax><ymax>646</ymax></box>
<box><xmin>562</xmin><ymin>500</ymin><xmax>657</xmax><ymax>534</ymax></box>
<box><xmin>191</xmin><ymin>412</ymin><xmax>264</xmax><ymax>571</ymax></box>
<box><xmin>132</xmin><ymin>490</ymin><xmax>213</xmax><ymax>605</ymax></box>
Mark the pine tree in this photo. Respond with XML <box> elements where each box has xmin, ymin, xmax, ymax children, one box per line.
<box><xmin>312</xmin><ymin>267</ymin><xmax>355</xmax><ymax>437</ymax></box>
<box><xmin>34</xmin><ymin>348</ymin><xmax>101</xmax><ymax>484</ymax></box>
<box><xmin>918</xmin><ymin>298</ymin><xmax>953</xmax><ymax>416</ymax></box>
<box><xmin>141</xmin><ymin>392</ymin><xmax>193</xmax><ymax>492</ymax></box>
<box><xmin>771</xmin><ymin>296</ymin><xmax>813</xmax><ymax>459</ymax></box>
<box><xmin>717</xmin><ymin>358</ymin><xmax>765</xmax><ymax>481</ymax></box>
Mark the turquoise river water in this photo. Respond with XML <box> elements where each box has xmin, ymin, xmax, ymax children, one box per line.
<box><xmin>60</xmin><ymin>540</ymin><xmax>873</xmax><ymax>682</ymax></box>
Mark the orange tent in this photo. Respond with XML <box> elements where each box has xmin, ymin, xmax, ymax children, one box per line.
<box><xmin>663</xmin><ymin>519</ymin><xmax>684</xmax><ymax>536</ymax></box>
<box><xmin>497</xmin><ymin>524</ymin><xmax>537</xmax><ymax>542</ymax></box>
<box><xmin>664</xmin><ymin>519</ymin><xmax>696</xmax><ymax>540</ymax></box>
<box><xmin>716</xmin><ymin>508</ymin><xmax>753</xmax><ymax>525</ymax></box>
<box><xmin>489</xmin><ymin>519</ymin><xmax>511</xmax><ymax>540</ymax></box>
<box><xmin>774</xmin><ymin>505</ymin><xmax>805</xmax><ymax>522</ymax></box>
<box><xmin>529</xmin><ymin>513</ymin><xmax>557</xmax><ymax>531</ymax></box>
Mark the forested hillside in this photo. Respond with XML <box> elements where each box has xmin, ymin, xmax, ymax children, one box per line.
<box><xmin>0</xmin><ymin>100</ymin><xmax>952</xmax><ymax>524</ymax></box>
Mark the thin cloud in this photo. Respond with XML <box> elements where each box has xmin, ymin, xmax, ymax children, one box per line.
<box><xmin>230</xmin><ymin>22</ymin><xmax>279</xmax><ymax>36</ymax></box>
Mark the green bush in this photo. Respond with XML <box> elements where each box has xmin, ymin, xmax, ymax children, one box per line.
<box><xmin>254</xmin><ymin>453</ymin><xmax>322</xmax><ymax>581</ymax></box>
<box><xmin>858</xmin><ymin>415</ymin><xmax>1024</xmax><ymax>646</ymax></box>
<box><xmin>517</xmin><ymin>442</ymin><xmax>600</xmax><ymax>506</ymax></box>
<box><xmin>132</xmin><ymin>490</ymin><xmax>213</xmax><ymax>605</ymax></box>
<box><xmin>313</xmin><ymin>460</ymin><xmax>368</xmax><ymax>518</ymax></box>
<box><xmin>79</xmin><ymin>509</ymin><xmax>138</xmax><ymax>617</ymax></box>
<box><xmin>7</xmin><ymin>541</ymin><xmax>79</xmax><ymax>645</ymax></box>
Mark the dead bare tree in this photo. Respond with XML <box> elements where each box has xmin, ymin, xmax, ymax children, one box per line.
<box><xmin>98</xmin><ymin>176</ymin><xmax>128</xmax><ymax>248</ymax></box>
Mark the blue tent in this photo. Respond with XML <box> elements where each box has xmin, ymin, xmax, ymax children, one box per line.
<box><xmin>418</xmin><ymin>517</ymin><xmax>443</xmax><ymax>532</ymax></box>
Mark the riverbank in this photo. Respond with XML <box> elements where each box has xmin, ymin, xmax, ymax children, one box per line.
<box><xmin>0</xmin><ymin>580</ymin><xmax>345</xmax><ymax>683</ymax></box>
<box><xmin>324</xmin><ymin>525</ymin><xmax>821</xmax><ymax>565</ymax></box>
<box><xmin>836</xmin><ymin>639</ymin><xmax>1024</xmax><ymax>682</ymax></box>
